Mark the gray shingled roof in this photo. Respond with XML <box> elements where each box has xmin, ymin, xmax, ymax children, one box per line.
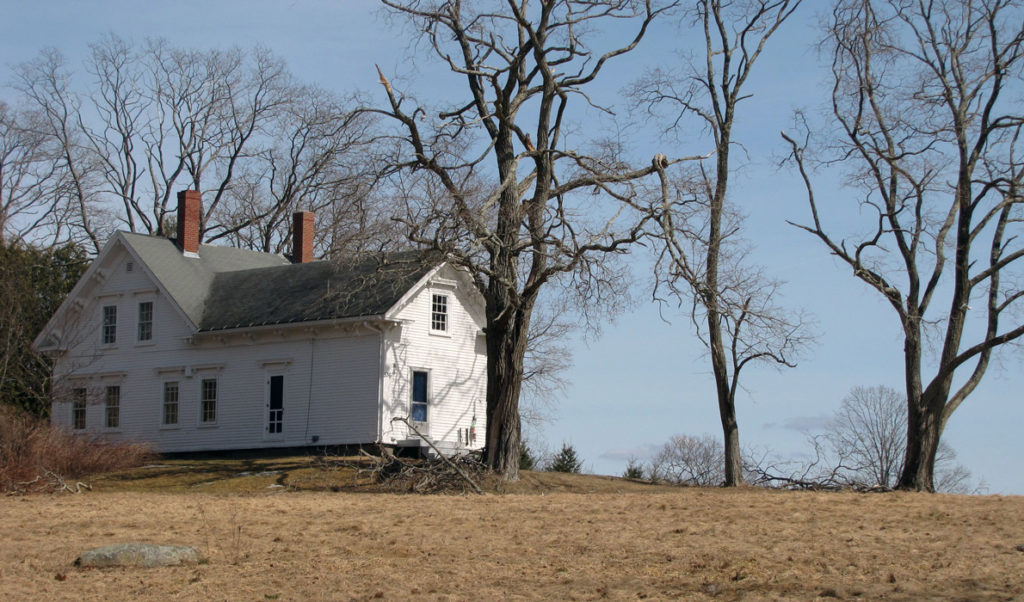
<box><xmin>121</xmin><ymin>233</ymin><xmax>290</xmax><ymax>327</ymax></box>
<box><xmin>199</xmin><ymin>252</ymin><xmax>435</xmax><ymax>331</ymax></box>
<box><xmin>120</xmin><ymin>233</ymin><xmax>436</xmax><ymax>332</ymax></box>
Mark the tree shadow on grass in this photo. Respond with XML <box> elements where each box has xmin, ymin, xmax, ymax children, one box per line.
<box><xmin>92</xmin><ymin>449</ymin><xmax>375</xmax><ymax>494</ymax></box>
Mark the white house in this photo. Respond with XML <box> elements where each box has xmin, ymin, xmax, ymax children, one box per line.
<box><xmin>32</xmin><ymin>190</ymin><xmax>487</xmax><ymax>455</ymax></box>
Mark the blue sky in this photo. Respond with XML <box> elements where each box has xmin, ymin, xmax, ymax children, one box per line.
<box><xmin>3</xmin><ymin>0</ymin><xmax>1021</xmax><ymax>494</ymax></box>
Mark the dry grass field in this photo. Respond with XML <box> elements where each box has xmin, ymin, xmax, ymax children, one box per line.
<box><xmin>1</xmin><ymin>458</ymin><xmax>1022</xmax><ymax>601</ymax></box>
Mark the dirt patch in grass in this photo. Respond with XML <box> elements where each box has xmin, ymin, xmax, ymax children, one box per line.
<box><xmin>2</xmin><ymin>485</ymin><xmax>1022</xmax><ymax>600</ymax></box>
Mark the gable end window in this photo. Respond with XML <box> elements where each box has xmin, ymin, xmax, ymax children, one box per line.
<box><xmin>163</xmin><ymin>382</ymin><xmax>179</xmax><ymax>426</ymax></box>
<box><xmin>102</xmin><ymin>305</ymin><xmax>117</xmax><ymax>344</ymax></box>
<box><xmin>201</xmin><ymin>379</ymin><xmax>217</xmax><ymax>424</ymax></box>
<box><xmin>411</xmin><ymin>370</ymin><xmax>428</xmax><ymax>423</ymax></box>
<box><xmin>72</xmin><ymin>388</ymin><xmax>87</xmax><ymax>430</ymax></box>
<box><xmin>105</xmin><ymin>385</ymin><xmax>120</xmax><ymax>429</ymax></box>
<box><xmin>430</xmin><ymin>294</ymin><xmax>448</xmax><ymax>332</ymax></box>
<box><xmin>137</xmin><ymin>302</ymin><xmax>153</xmax><ymax>342</ymax></box>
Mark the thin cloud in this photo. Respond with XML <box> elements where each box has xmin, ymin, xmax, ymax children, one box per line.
<box><xmin>600</xmin><ymin>443</ymin><xmax>661</xmax><ymax>462</ymax></box>
<box><xmin>765</xmin><ymin>415</ymin><xmax>832</xmax><ymax>433</ymax></box>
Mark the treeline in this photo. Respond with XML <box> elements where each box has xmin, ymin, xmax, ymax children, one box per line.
<box><xmin>1</xmin><ymin>36</ymin><xmax>390</xmax><ymax>256</ymax></box>
<box><xmin>0</xmin><ymin>243</ymin><xmax>86</xmax><ymax>417</ymax></box>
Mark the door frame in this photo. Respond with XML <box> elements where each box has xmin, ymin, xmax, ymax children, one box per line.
<box><xmin>264</xmin><ymin>372</ymin><xmax>286</xmax><ymax>441</ymax></box>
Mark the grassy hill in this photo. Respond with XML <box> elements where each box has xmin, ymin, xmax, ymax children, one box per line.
<box><xmin>3</xmin><ymin>455</ymin><xmax>1022</xmax><ymax>600</ymax></box>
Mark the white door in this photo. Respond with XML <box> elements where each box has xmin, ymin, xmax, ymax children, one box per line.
<box><xmin>265</xmin><ymin>374</ymin><xmax>285</xmax><ymax>440</ymax></box>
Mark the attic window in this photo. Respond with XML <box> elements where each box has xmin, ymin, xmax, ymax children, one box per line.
<box><xmin>431</xmin><ymin>294</ymin><xmax>448</xmax><ymax>332</ymax></box>
<box><xmin>126</xmin><ymin>261</ymin><xmax>134</xmax><ymax>273</ymax></box>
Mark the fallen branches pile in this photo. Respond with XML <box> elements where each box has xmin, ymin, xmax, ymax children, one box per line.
<box><xmin>8</xmin><ymin>469</ymin><xmax>92</xmax><ymax>495</ymax></box>
<box><xmin>742</xmin><ymin>445</ymin><xmax>893</xmax><ymax>492</ymax></box>
<box><xmin>358</xmin><ymin>448</ymin><xmax>487</xmax><ymax>495</ymax></box>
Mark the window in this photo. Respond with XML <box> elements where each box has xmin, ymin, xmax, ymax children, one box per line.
<box><xmin>411</xmin><ymin>371</ymin><xmax>428</xmax><ymax>422</ymax></box>
<box><xmin>102</xmin><ymin>305</ymin><xmax>117</xmax><ymax>344</ymax></box>
<box><xmin>137</xmin><ymin>302</ymin><xmax>153</xmax><ymax>342</ymax></box>
<box><xmin>201</xmin><ymin>379</ymin><xmax>217</xmax><ymax>424</ymax></box>
<box><xmin>431</xmin><ymin>294</ymin><xmax>448</xmax><ymax>332</ymax></box>
<box><xmin>72</xmin><ymin>388</ymin><xmax>87</xmax><ymax>430</ymax></box>
<box><xmin>105</xmin><ymin>385</ymin><xmax>120</xmax><ymax>429</ymax></box>
<box><xmin>163</xmin><ymin>382</ymin><xmax>179</xmax><ymax>426</ymax></box>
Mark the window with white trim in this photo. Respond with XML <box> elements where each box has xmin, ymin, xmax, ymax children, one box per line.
<box><xmin>105</xmin><ymin>385</ymin><xmax>120</xmax><ymax>429</ymax></box>
<box><xmin>72</xmin><ymin>388</ymin><xmax>87</xmax><ymax>430</ymax></box>
<box><xmin>411</xmin><ymin>370</ymin><xmax>428</xmax><ymax>423</ymax></box>
<box><xmin>102</xmin><ymin>305</ymin><xmax>117</xmax><ymax>344</ymax></box>
<box><xmin>201</xmin><ymin>378</ymin><xmax>217</xmax><ymax>424</ymax></box>
<box><xmin>137</xmin><ymin>301</ymin><xmax>153</xmax><ymax>342</ymax></box>
<box><xmin>163</xmin><ymin>382</ymin><xmax>179</xmax><ymax>426</ymax></box>
<box><xmin>430</xmin><ymin>294</ymin><xmax>448</xmax><ymax>332</ymax></box>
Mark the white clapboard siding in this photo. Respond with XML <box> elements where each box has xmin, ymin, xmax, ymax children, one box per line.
<box><xmin>382</xmin><ymin>264</ymin><xmax>488</xmax><ymax>449</ymax></box>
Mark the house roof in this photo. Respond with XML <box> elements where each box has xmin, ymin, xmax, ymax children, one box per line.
<box><xmin>199</xmin><ymin>252</ymin><xmax>436</xmax><ymax>331</ymax></box>
<box><xmin>121</xmin><ymin>233</ymin><xmax>291</xmax><ymax>327</ymax></box>
<box><xmin>120</xmin><ymin>233</ymin><xmax>438</xmax><ymax>332</ymax></box>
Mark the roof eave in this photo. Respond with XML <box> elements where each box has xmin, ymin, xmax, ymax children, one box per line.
<box><xmin>190</xmin><ymin>314</ymin><xmax>398</xmax><ymax>339</ymax></box>
<box><xmin>31</xmin><ymin>234</ymin><xmax>124</xmax><ymax>352</ymax></box>
<box><xmin>383</xmin><ymin>261</ymin><xmax>447</xmax><ymax>320</ymax></box>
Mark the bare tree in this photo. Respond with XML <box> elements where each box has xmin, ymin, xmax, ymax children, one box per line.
<box><xmin>218</xmin><ymin>85</ymin><xmax>384</xmax><ymax>255</ymax></box>
<box><xmin>134</xmin><ymin>37</ymin><xmax>293</xmax><ymax>242</ymax></box>
<box><xmin>783</xmin><ymin>0</ymin><xmax>1024</xmax><ymax>491</ymax></box>
<box><xmin>13</xmin><ymin>49</ymin><xmax>107</xmax><ymax>253</ymax></box>
<box><xmin>828</xmin><ymin>385</ymin><xmax>909</xmax><ymax>487</ymax></box>
<box><xmin>10</xmin><ymin>36</ymin><xmax>380</xmax><ymax>257</ymax></box>
<box><xmin>374</xmin><ymin>0</ymin><xmax>691</xmax><ymax>480</ymax></box>
<box><xmin>633</xmin><ymin>0</ymin><xmax>808</xmax><ymax>485</ymax></box>
<box><xmin>826</xmin><ymin>385</ymin><xmax>977</xmax><ymax>492</ymax></box>
<box><xmin>648</xmin><ymin>433</ymin><xmax>725</xmax><ymax>485</ymax></box>
<box><xmin>0</xmin><ymin>103</ymin><xmax>66</xmax><ymax>245</ymax></box>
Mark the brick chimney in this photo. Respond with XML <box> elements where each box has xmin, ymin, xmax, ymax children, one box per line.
<box><xmin>292</xmin><ymin>211</ymin><xmax>315</xmax><ymax>263</ymax></box>
<box><xmin>176</xmin><ymin>190</ymin><xmax>201</xmax><ymax>256</ymax></box>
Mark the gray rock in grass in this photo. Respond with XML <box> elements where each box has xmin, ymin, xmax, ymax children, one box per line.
<box><xmin>74</xmin><ymin>543</ymin><xmax>200</xmax><ymax>568</ymax></box>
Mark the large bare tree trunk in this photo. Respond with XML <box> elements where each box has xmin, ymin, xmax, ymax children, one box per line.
<box><xmin>713</xmin><ymin>365</ymin><xmax>743</xmax><ymax>485</ymax></box>
<box><xmin>899</xmin><ymin>321</ymin><xmax>956</xmax><ymax>492</ymax></box>
<box><xmin>484</xmin><ymin>311</ymin><xmax>529</xmax><ymax>481</ymax></box>
<box><xmin>900</xmin><ymin>398</ymin><xmax>940</xmax><ymax>492</ymax></box>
